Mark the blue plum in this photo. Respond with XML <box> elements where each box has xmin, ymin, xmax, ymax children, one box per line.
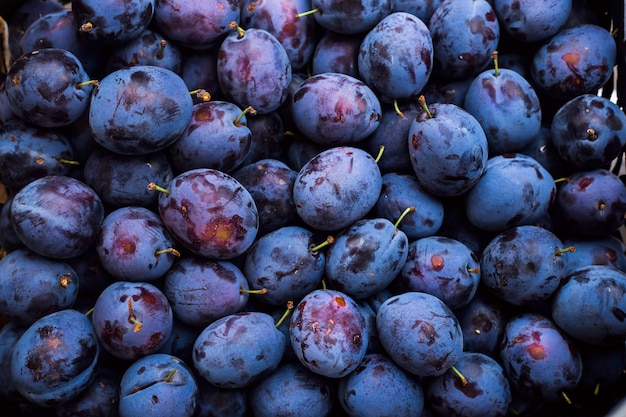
<box><xmin>550</xmin><ymin>94</ymin><xmax>626</xmax><ymax>169</ymax></box>
<box><xmin>551</xmin><ymin>265</ymin><xmax>626</xmax><ymax>345</ymax></box>
<box><xmin>243</xmin><ymin>225</ymin><xmax>325</xmax><ymax>307</ymax></box>
<box><xmin>531</xmin><ymin>24</ymin><xmax>616</xmax><ymax>100</ymax></box>
<box><xmin>338</xmin><ymin>353</ymin><xmax>425</xmax><ymax>417</ymax></box>
<box><xmin>408</xmin><ymin>101</ymin><xmax>489</xmax><ymax>197</ymax></box>
<box><xmin>358</xmin><ymin>11</ymin><xmax>433</xmax><ymax>101</ymax></box>
<box><xmin>119</xmin><ymin>353</ymin><xmax>197</xmax><ymax>417</ymax></box>
<box><xmin>167</xmin><ymin>101</ymin><xmax>252</xmax><ymax>174</ymax></box>
<box><xmin>96</xmin><ymin>206</ymin><xmax>179</xmax><ymax>282</ymax></box>
<box><xmin>10</xmin><ymin>309</ymin><xmax>100</xmax><ymax>407</ymax></box>
<box><xmin>106</xmin><ymin>28</ymin><xmax>183</xmax><ymax>74</ymax></box>
<box><xmin>561</xmin><ymin>235</ymin><xmax>626</xmax><ymax>273</ymax></box>
<box><xmin>311</xmin><ymin>31</ymin><xmax>362</xmax><ymax>78</ymax></box>
<box><xmin>72</xmin><ymin>0</ymin><xmax>154</xmax><ymax>44</ymax></box>
<box><xmin>193</xmin><ymin>311</ymin><xmax>285</xmax><ymax>388</ymax></box>
<box><xmin>248</xmin><ymin>362</ymin><xmax>334</xmax><ymax>417</ymax></box>
<box><xmin>10</xmin><ymin>175</ymin><xmax>104</xmax><ymax>259</ymax></box>
<box><xmin>455</xmin><ymin>291</ymin><xmax>508</xmax><ymax>356</ymax></box>
<box><xmin>494</xmin><ymin>0</ymin><xmax>572</xmax><ymax>42</ymax></box>
<box><xmin>55</xmin><ymin>367</ymin><xmax>120</xmax><ymax>417</ymax></box>
<box><xmin>554</xmin><ymin>169</ymin><xmax>626</xmax><ymax>237</ymax></box>
<box><xmin>429</xmin><ymin>0</ymin><xmax>500</xmax><ymax>80</ymax></box>
<box><xmin>394</xmin><ymin>0</ymin><xmax>443</xmax><ymax>22</ymax></box>
<box><xmin>325</xmin><ymin>217</ymin><xmax>409</xmax><ymax>300</ymax></box>
<box><xmin>374</xmin><ymin>172</ymin><xmax>444</xmax><ymax>240</ymax></box>
<box><xmin>464</xmin><ymin>153</ymin><xmax>556</xmax><ymax>232</ymax></box>
<box><xmin>195</xmin><ymin>377</ymin><xmax>248</xmax><ymax>417</ymax></box>
<box><xmin>394</xmin><ymin>236</ymin><xmax>481</xmax><ymax>310</ymax></box>
<box><xmin>163</xmin><ymin>256</ymin><xmax>249</xmax><ymax>327</ymax></box>
<box><xmin>290</xmin><ymin>289</ymin><xmax>368</xmax><ymax>378</ymax></box>
<box><xmin>293</xmin><ymin>146</ymin><xmax>382</xmax><ymax>231</ymax></box>
<box><xmin>499</xmin><ymin>313</ymin><xmax>582</xmax><ymax>402</ymax></box>
<box><xmin>480</xmin><ymin>225</ymin><xmax>572</xmax><ymax>306</ymax></box>
<box><xmin>426</xmin><ymin>351</ymin><xmax>512</xmax><ymax>417</ymax></box>
<box><xmin>307</xmin><ymin>0</ymin><xmax>394</xmax><ymax>35</ymax></box>
<box><xmin>291</xmin><ymin>72</ymin><xmax>381</xmax><ymax>146</ymax></box>
<box><xmin>0</xmin><ymin>248</ymin><xmax>79</xmax><ymax>326</ymax></box>
<box><xmin>217</xmin><ymin>26</ymin><xmax>291</xmax><ymax>115</ymax></box>
<box><xmin>155</xmin><ymin>168</ymin><xmax>259</xmax><ymax>259</ymax></box>
<box><xmin>463</xmin><ymin>65</ymin><xmax>542</xmax><ymax>155</ymax></box>
<box><xmin>91</xmin><ymin>281</ymin><xmax>173</xmax><ymax>360</ymax></box>
<box><xmin>376</xmin><ymin>291</ymin><xmax>463</xmax><ymax>377</ymax></box>
<box><xmin>89</xmin><ymin>65</ymin><xmax>193</xmax><ymax>155</ymax></box>
<box><xmin>5</xmin><ymin>48</ymin><xmax>93</xmax><ymax>128</ymax></box>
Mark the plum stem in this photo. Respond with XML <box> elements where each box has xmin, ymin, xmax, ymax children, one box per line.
<box><xmin>561</xmin><ymin>390</ymin><xmax>572</xmax><ymax>405</ymax></box>
<box><xmin>554</xmin><ymin>246</ymin><xmax>576</xmax><ymax>257</ymax></box>
<box><xmin>594</xmin><ymin>382</ymin><xmax>601</xmax><ymax>396</ymax></box>
<box><xmin>492</xmin><ymin>50</ymin><xmax>499</xmax><ymax>77</ymax></box>
<box><xmin>394</xmin><ymin>206</ymin><xmax>416</xmax><ymax>228</ymax></box>
<box><xmin>234</xmin><ymin>106</ymin><xmax>257</xmax><ymax>127</ymax></box>
<box><xmin>155</xmin><ymin>248</ymin><xmax>181</xmax><ymax>257</ymax></box>
<box><xmin>76</xmin><ymin>79</ymin><xmax>99</xmax><ymax>89</ymax></box>
<box><xmin>84</xmin><ymin>307</ymin><xmax>94</xmax><ymax>317</ymax></box>
<box><xmin>127</xmin><ymin>298</ymin><xmax>143</xmax><ymax>332</ymax></box>
<box><xmin>164</xmin><ymin>369</ymin><xmax>178</xmax><ymax>382</ymax></box>
<box><xmin>229</xmin><ymin>21</ymin><xmax>245</xmax><ymax>38</ymax></box>
<box><xmin>275</xmin><ymin>301</ymin><xmax>294</xmax><ymax>328</ymax></box>
<box><xmin>393</xmin><ymin>99</ymin><xmax>405</xmax><ymax>118</ymax></box>
<box><xmin>189</xmin><ymin>88</ymin><xmax>211</xmax><ymax>102</ymax></box>
<box><xmin>374</xmin><ymin>145</ymin><xmax>385</xmax><ymax>163</ymax></box>
<box><xmin>310</xmin><ymin>236</ymin><xmax>334</xmax><ymax>253</ymax></box>
<box><xmin>553</xmin><ymin>177</ymin><xmax>569</xmax><ymax>184</ymax></box>
<box><xmin>156</xmin><ymin>39</ymin><xmax>167</xmax><ymax>60</ymax></box>
<box><xmin>586</xmin><ymin>128</ymin><xmax>598</xmax><ymax>140</ymax></box>
<box><xmin>296</xmin><ymin>8</ymin><xmax>320</xmax><ymax>18</ymax></box>
<box><xmin>54</xmin><ymin>158</ymin><xmax>80</xmax><ymax>165</ymax></box>
<box><xmin>240</xmin><ymin>286</ymin><xmax>267</xmax><ymax>295</ymax></box>
<box><xmin>451</xmin><ymin>365</ymin><xmax>468</xmax><ymax>386</ymax></box>
<box><xmin>59</xmin><ymin>273</ymin><xmax>71</xmax><ymax>288</ymax></box>
<box><xmin>79</xmin><ymin>21</ymin><xmax>94</xmax><ymax>33</ymax></box>
<box><xmin>467</xmin><ymin>265</ymin><xmax>480</xmax><ymax>274</ymax></box>
<box><xmin>147</xmin><ymin>182</ymin><xmax>170</xmax><ymax>195</ymax></box>
<box><xmin>418</xmin><ymin>95</ymin><xmax>433</xmax><ymax>119</ymax></box>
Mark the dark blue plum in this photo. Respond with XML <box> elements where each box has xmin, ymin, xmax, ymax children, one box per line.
<box><xmin>155</xmin><ymin>168</ymin><xmax>259</xmax><ymax>259</ymax></box>
<box><xmin>83</xmin><ymin>147</ymin><xmax>174</xmax><ymax>209</ymax></box>
<box><xmin>374</xmin><ymin>172</ymin><xmax>444</xmax><ymax>240</ymax></box>
<box><xmin>456</xmin><ymin>291</ymin><xmax>508</xmax><ymax>356</ymax></box>
<box><xmin>394</xmin><ymin>236</ymin><xmax>481</xmax><ymax>310</ymax></box>
<box><xmin>293</xmin><ymin>146</ymin><xmax>382</xmax><ymax>231</ymax></box>
<box><xmin>241</xmin><ymin>0</ymin><xmax>317</xmax><ymax>71</ymax></box>
<box><xmin>421</xmin><ymin>77</ymin><xmax>473</xmax><ymax>107</ymax></box>
<box><xmin>338</xmin><ymin>353</ymin><xmax>425</xmax><ymax>417</ymax></box>
<box><xmin>72</xmin><ymin>0</ymin><xmax>154</xmax><ymax>45</ymax></box>
<box><xmin>307</xmin><ymin>0</ymin><xmax>394</xmax><ymax>35</ymax></box>
<box><xmin>193</xmin><ymin>311</ymin><xmax>285</xmax><ymax>388</ymax></box>
<box><xmin>156</xmin><ymin>317</ymin><xmax>202</xmax><ymax>365</ymax></box>
<box><xmin>248</xmin><ymin>362</ymin><xmax>334</xmax><ymax>417</ymax></box>
<box><xmin>195</xmin><ymin>377</ymin><xmax>248</xmax><ymax>417</ymax></box>
<box><xmin>554</xmin><ymin>169</ymin><xmax>626</xmax><ymax>237</ymax></box>
<box><xmin>494</xmin><ymin>0</ymin><xmax>572</xmax><ymax>42</ymax></box>
<box><xmin>96</xmin><ymin>206</ymin><xmax>179</xmax><ymax>282</ymax></box>
<box><xmin>163</xmin><ymin>256</ymin><xmax>249</xmax><ymax>328</ymax></box>
<box><xmin>428</xmin><ymin>0</ymin><xmax>499</xmax><ymax>80</ymax></box>
<box><xmin>67</xmin><ymin>248</ymin><xmax>115</xmax><ymax>298</ymax></box>
<box><xmin>325</xmin><ymin>217</ymin><xmax>409</xmax><ymax>300</ymax></box>
<box><xmin>7</xmin><ymin>0</ymin><xmax>66</xmax><ymax>60</ymax></box>
<box><xmin>464</xmin><ymin>153</ymin><xmax>556</xmax><ymax>232</ymax></box>
<box><xmin>290</xmin><ymin>289</ymin><xmax>368</xmax><ymax>378</ymax></box>
<box><xmin>480</xmin><ymin>225</ymin><xmax>572</xmax><ymax>306</ymax></box>
<box><xmin>5</xmin><ymin>48</ymin><xmax>93</xmax><ymax>128</ymax></box>
<box><xmin>0</xmin><ymin>248</ymin><xmax>79</xmax><ymax>326</ymax></box>
<box><xmin>10</xmin><ymin>175</ymin><xmax>104</xmax><ymax>259</ymax></box>
<box><xmin>91</xmin><ymin>281</ymin><xmax>173</xmax><ymax>360</ymax></box>
<box><xmin>518</xmin><ymin>124</ymin><xmax>577</xmax><ymax>180</ymax></box>
<box><xmin>437</xmin><ymin>196</ymin><xmax>494</xmax><ymax>258</ymax></box>
<box><xmin>243</xmin><ymin>225</ymin><xmax>325</xmax><ymax>307</ymax></box>
<box><xmin>167</xmin><ymin>101</ymin><xmax>252</xmax><ymax>175</ymax></box>
<box><xmin>119</xmin><ymin>353</ymin><xmax>197</xmax><ymax>417</ymax></box>
<box><xmin>530</xmin><ymin>24</ymin><xmax>616</xmax><ymax>100</ymax></box>
<box><xmin>0</xmin><ymin>322</ymin><xmax>25</xmax><ymax>401</ymax></box>
<box><xmin>561</xmin><ymin>235</ymin><xmax>626</xmax><ymax>274</ymax></box>
<box><xmin>376</xmin><ymin>291</ymin><xmax>463</xmax><ymax>377</ymax></box>
<box><xmin>550</xmin><ymin>94</ymin><xmax>626</xmax><ymax>169</ymax></box>
<box><xmin>0</xmin><ymin>118</ymin><xmax>75</xmax><ymax>193</ymax></box>
<box><xmin>362</xmin><ymin>102</ymin><xmax>419</xmax><ymax>175</ymax></box>
<box><xmin>180</xmin><ymin>49</ymin><xmax>222</xmax><ymax>100</ymax></box>
<box><xmin>394</xmin><ymin>0</ymin><xmax>443</xmax><ymax>22</ymax></box>
<box><xmin>10</xmin><ymin>309</ymin><xmax>100</xmax><ymax>407</ymax></box>
<box><xmin>426</xmin><ymin>351</ymin><xmax>512</xmax><ymax>417</ymax></box>
<box><xmin>408</xmin><ymin>102</ymin><xmax>489</xmax><ymax>197</ymax></box>
<box><xmin>463</xmin><ymin>66</ymin><xmax>542</xmax><ymax>155</ymax></box>
<box><xmin>240</xmin><ymin>111</ymin><xmax>288</xmax><ymax>166</ymax></box>
<box><xmin>217</xmin><ymin>27</ymin><xmax>291</xmax><ymax>115</ymax></box>
<box><xmin>106</xmin><ymin>28</ymin><xmax>184</xmax><ymax>74</ymax></box>
<box><xmin>152</xmin><ymin>0</ymin><xmax>240</xmax><ymax>50</ymax></box>
<box><xmin>19</xmin><ymin>9</ymin><xmax>105</xmax><ymax>76</ymax></box>
<box><xmin>551</xmin><ymin>266</ymin><xmax>626</xmax><ymax>345</ymax></box>
<box><xmin>311</xmin><ymin>30</ymin><xmax>362</xmax><ymax>78</ymax></box>
<box><xmin>54</xmin><ymin>367</ymin><xmax>121</xmax><ymax>417</ymax></box>
<box><xmin>291</xmin><ymin>72</ymin><xmax>381</xmax><ymax>146</ymax></box>
<box><xmin>358</xmin><ymin>11</ymin><xmax>433</xmax><ymax>101</ymax></box>
<box><xmin>89</xmin><ymin>65</ymin><xmax>193</xmax><ymax>155</ymax></box>
<box><xmin>499</xmin><ymin>313</ymin><xmax>582</xmax><ymax>402</ymax></box>
<box><xmin>232</xmin><ymin>159</ymin><xmax>297</xmax><ymax>235</ymax></box>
